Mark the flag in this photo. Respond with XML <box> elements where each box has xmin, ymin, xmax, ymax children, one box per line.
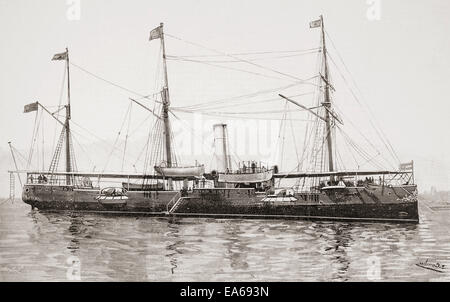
<box><xmin>310</xmin><ymin>19</ymin><xmax>322</xmax><ymax>28</ymax></box>
<box><xmin>52</xmin><ymin>51</ymin><xmax>67</xmax><ymax>61</ymax></box>
<box><xmin>399</xmin><ymin>161</ymin><xmax>414</xmax><ymax>171</ymax></box>
<box><xmin>24</xmin><ymin>102</ymin><xmax>38</xmax><ymax>113</ymax></box>
<box><xmin>149</xmin><ymin>26</ymin><xmax>162</xmax><ymax>41</ymax></box>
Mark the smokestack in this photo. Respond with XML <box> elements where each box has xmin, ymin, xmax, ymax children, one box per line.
<box><xmin>213</xmin><ymin>123</ymin><xmax>231</xmax><ymax>173</ymax></box>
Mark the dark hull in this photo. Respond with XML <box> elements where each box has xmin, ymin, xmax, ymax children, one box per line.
<box><xmin>22</xmin><ymin>184</ymin><xmax>419</xmax><ymax>223</ymax></box>
<box><xmin>34</xmin><ymin>203</ymin><xmax>419</xmax><ymax>223</ymax></box>
<box><xmin>173</xmin><ymin>200</ymin><xmax>419</xmax><ymax>223</ymax></box>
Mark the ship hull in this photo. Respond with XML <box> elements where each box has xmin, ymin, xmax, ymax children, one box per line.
<box><xmin>169</xmin><ymin>203</ymin><xmax>419</xmax><ymax>223</ymax></box>
<box><xmin>22</xmin><ymin>184</ymin><xmax>419</xmax><ymax>223</ymax></box>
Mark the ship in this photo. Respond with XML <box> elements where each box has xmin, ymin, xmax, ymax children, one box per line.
<box><xmin>9</xmin><ymin>17</ymin><xmax>419</xmax><ymax>223</ymax></box>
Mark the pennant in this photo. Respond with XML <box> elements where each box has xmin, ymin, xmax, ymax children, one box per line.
<box><xmin>149</xmin><ymin>26</ymin><xmax>162</xmax><ymax>41</ymax></box>
<box><xmin>310</xmin><ymin>19</ymin><xmax>322</xmax><ymax>28</ymax></box>
<box><xmin>52</xmin><ymin>51</ymin><xmax>68</xmax><ymax>61</ymax></box>
<box><xmin>24</xmin><ymin>102</ymin><xmax>38</xmax><ymax>113</ymax></box>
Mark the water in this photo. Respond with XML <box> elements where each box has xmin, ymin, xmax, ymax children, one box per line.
<box><xmin>1</xmin><ymin>199</ymin><xmax>449</xmax><ymax>281</ymax></box>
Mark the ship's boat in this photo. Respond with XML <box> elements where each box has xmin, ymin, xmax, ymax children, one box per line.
<box><xmin>96</xmin><ymin>187</ymin><xmax>128</xmax><ymax>206</ymax></box>
<box><xmin>217</xmin><ymin>161</ymin><xmax>274</xmax><ymax>184</ymax></box>
<box><xmin>218</xmin><ymin>170</ymin><xmax>273</xmax><ymax>184</ymax></box>
<box><xmin>154</xmin><ymin>165</ymin><xmax>205</xmax><ymax>178</ymax></box>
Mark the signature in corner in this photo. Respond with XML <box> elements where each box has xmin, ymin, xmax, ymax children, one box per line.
<box><xmin>416</xmin><ymin>259</ymin><xmax>447</xmax><ymax>273</ymax></box>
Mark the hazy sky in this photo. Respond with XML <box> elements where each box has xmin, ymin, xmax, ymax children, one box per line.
<box><xmin>0</xmin><ymin>0</ymin><xmax>449</xmax><ymax>194</ymax></box>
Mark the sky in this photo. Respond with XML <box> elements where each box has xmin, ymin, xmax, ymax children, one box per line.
<box><xmin>0</xmin><ymin>0</ymin><xmax>449</xmax><ymax>196</ymax></box>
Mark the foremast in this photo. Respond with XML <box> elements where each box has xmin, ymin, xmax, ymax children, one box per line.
<box><xmin>64</xmin><ymin>48</ymin><xmax>72</xmax><ymax>185</ymax></box>
<box><xmin>42</xmin><ymin>48</ymin><xmax>74</xmax><ymax>185</ymax></box>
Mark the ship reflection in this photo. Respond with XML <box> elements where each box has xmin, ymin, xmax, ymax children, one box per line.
<box><xmin>165</xmin><ymin>218</ymin><xmax>183</xmax><ymax>275</ymax></box>
<box><xmin>28</xmin><ymin>210</ymin><xmax>84</xmax><ymax>254</ymax></box>
<box><xmin>222</xmin><ymin>221</ymin><xmax>250</xmax><ymax>271</ymax></box>
<box><xmin>319</xmin><ymin>223</ymin><xmax>353</xmax><ymax>281</ymax></box>
<box><xmin>66</xmin><ymin>215</ymin><xmax>84</xmax><ymax>253</ymax></box>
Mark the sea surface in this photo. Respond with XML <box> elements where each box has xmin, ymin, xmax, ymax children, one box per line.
<box><xmin>1</xmin><ymin>199</ymin><xmax>450</xmax><ymax>282</ymax></box>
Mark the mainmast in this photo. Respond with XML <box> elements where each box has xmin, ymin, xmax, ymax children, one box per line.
<box><xmin>158</xmin><ymin>23</ymin><xmax>174</xmax><ymax>190</ymax></box>
<box><xmin>65</xmin><ymin>47</ymin><xmax>72</xmax><ymax>185</ymax></box>
<box><xmin>319</xmin><ymin>15</ymin><xmax>335</xmax><ymax>176</ymax></box>
<box><xmin>159</xmin><ymin>23</ymin><xmax>173</xmax><ymax>168</ymax></box>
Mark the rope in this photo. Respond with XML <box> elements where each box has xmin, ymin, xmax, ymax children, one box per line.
<box><xmin>26</xmin><ymin>110</ymin><xmax>39</xmax><ymax>169</ymax></box>
<box><xmin>332</xmin><ymin>103</ymin><xmax>396</xmax><ymax>170</ymax></box>
<box><xmin>71</xmin><ymin>133</ymin><xmax>96</xmax><ymax>170</ymax></box>
<box><xmin>325</xmin><ymin>30</ymin><xmax>401</xmax><ymax>165</ymax></box>
<box><xmin>337</xmin><ymin>126</ymin><xmax>385</xmax><ymax>170</ymax></box>
<box><xmin>51</xmin><ymin>63</ymin><xmax>67</xmax><ymax>160</ymax></box>
<box><xmin>41</xmin><ymin>111</ymin><xmax>45</xmax><ymax>170</ymax></box>
<box><xmin>173</xmin><ymin>108</ymin><xmax>309</xmax><ymax>115</ymax></box>
<box><xmin>11</xmin><ymin>145</ymin><xmax>28</xmax><ymax>167</ymax></box>
<box><xmin>166</xmin><ymin>33</ymin><xmax>319</xmax><ymax>83</ymax></box>
<box><xmin>69</xmin><ymin>119</ymin><xmax>138</xmax><ymax>168</ymax></box>
<box><xmin>167</xmin><ymin>56</ymin><xmax>298</xmax><ymax>82</ymax></box>
<box><xmin>168</xmin><ymin>48</ymin><xmax>321</xmax><ymax>58</ymax></box>
<box><xmin>0</xmin><ymin>198</ymin><xmax>12</xmax><ymax>207</ymax></box>
<box><xmin>327</xmin><ymin>52</ymin><xmax>398</xmax><ymax>167</ymax></box>
<box><xmin>170</xmin><ymin>110</ymin><xmax>313</xmax><ymax>121</ymax></box>
<box><xmin>70</xmin><ymin>61</ymin><xmax>161</xmax><ymax>103</ymax></box>
<box><xmin>279</xmin><ymin>102</ymin><xmax>288</xmax><ymax>178</ymax></box>
<box><xmin>101</xmin><ymin>103</ymin><xmax>132</xmax><ymax>173</ymax></box>
<box><xmin>121</xmin><ymin>102</ymin><xmax>133</xmax><ymax>171</ymax></box>
<box><xmin>289</xmin><ymin>107</ymin><xmax>301</xmax><ymax>167</ymax></box>
<box><xmin>176</xmin><ymin>92</ymin><xmax>315</xmax><ymax>112</ymax></box>
<box><xmin>166</xmin><ymin>49</ymin><xmax>320</xmax><ymax>63</ymax></box>
<box><xmin>176</xmin><ymin>85</ymin><xmax>316</xmax><ymax>111</ymax></box>
<box><xmin>169</xmin><ymin>110</ymin><xmax>215</xmax><ymax>155</ymax></box>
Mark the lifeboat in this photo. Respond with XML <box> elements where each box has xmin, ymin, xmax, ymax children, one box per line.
<box><xmin>154</xmin><ymin>165</ymin><xmax>205</xmax><ymax>178</ymax></box>
<box><xmin>218</xmin><ymin>170</ymin><xmax>273</xmax><ymax>184</ymax></box>
<box><xmin>96</xmin><ymin>187</ymin><xmax>128</xmax><ymax>207</ymax></box>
